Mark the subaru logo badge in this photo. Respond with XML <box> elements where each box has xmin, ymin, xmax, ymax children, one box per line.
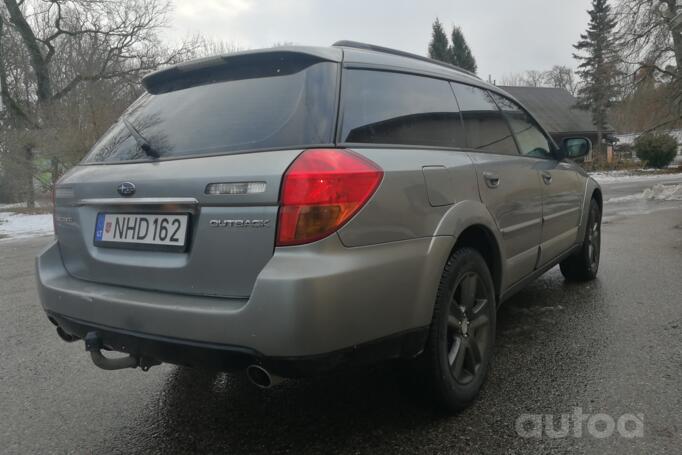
<box><xmin>117</xmin><ymin>182</ymin><xmax>136</xmax><ymax>197</ymax></box>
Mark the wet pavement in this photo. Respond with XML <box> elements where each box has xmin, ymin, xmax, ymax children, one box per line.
<box><xmin>1</xmin><ymin>184</ymin><xmax>681</xmax><ymax>454</ymax></box>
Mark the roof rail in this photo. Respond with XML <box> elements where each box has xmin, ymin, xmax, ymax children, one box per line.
<box><xmin>332</xmin><ymin>40</ymin><xmax>480</xmax><ymax>79</ymax></box>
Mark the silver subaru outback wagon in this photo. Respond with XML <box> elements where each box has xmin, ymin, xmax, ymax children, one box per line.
<box><xmin>37</xmin><ymin>41</ymin><xmax>602</xmax><ymax>412</ymax></box>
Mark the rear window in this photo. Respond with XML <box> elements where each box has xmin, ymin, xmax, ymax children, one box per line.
<box><xmin>340</xmin><ymin>70</ymin><xmax>465</xmax><ymax>148</ymax></box>
<box><xmin>82</xmin><ymin>59</ymin><xmax>338</xmax><ymax>163</ymax></box>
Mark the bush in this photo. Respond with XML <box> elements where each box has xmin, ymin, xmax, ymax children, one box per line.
<box><xmin>634</xmin><ymin>132</ymin><xmax>679</xmax><ymax>168</ymax></box>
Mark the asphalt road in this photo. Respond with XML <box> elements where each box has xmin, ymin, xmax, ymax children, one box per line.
<box><xmin>1</xmin><ymin>181</ymin><xmax>682</xmax><ymax>454</ymax></box>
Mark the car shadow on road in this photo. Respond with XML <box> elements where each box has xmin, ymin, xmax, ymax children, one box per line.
<box><xmin>137</xmin><ymin>269</ymin><xmax>607</xmax><ymax>454</ymax></box>
<box><xmin>153</xmin><ymin>362</ymin><xmax>444</xmax><ymax>453</ymax></box>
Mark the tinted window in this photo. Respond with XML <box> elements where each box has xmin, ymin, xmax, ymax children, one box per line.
<box><xmin>83</xmin><ymin>60</ymin><xmax>337</xmax><ymax>163</ymax></box>
<box><xmin>491</xmin><ymin>93</ymin><xmax>553</xmax><ymax>159</ymax></box>
<box><xmin>451</xmin><ymin>83</ymin><xmax>518</xmax><ymax>155</ymax></box>
<box><xmin>340</xmin><ymin>70</ymin><xmax>465</xmax><ymax>148</ymax></box>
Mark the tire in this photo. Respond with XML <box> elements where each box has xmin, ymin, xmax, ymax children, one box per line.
<box><xmin>419</xmin><ymin>247</ymin><xmax>496</xmax><ymax>413</ymax></box>
<box><xmin>560</xmin><ymin>198</ymin><xmax>602</xmax><ymax>282</ymax></box>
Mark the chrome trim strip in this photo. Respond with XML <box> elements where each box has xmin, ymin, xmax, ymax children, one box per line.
<box><xmin>500</xmin><ymin>217</ymin><xmax>543</xmax><ymax>235</ymax></box>
<box><xmin>76</xmin><ymin>198</ymin><xmax>199</xmax><ymax>206</ymax></box>
<box><xmin>543</xmin><ymin>206</ymin><xmax>581</xmax><ymax>223</ymax></box>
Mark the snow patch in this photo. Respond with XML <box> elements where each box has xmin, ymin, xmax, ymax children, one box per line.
<box><xmin>590</xmin><ymin>170</ymin><xmax>682</xmax><ymax>184</ymax></box>
<box><xmin>607</xmin><ymin>184</ymin><xmax>682</xmax><ymax>203</ymax></box>
<box><xmin>0</xmin><ymin>212</ymin><xmax>53</xmax><ymax>240</ymax></box>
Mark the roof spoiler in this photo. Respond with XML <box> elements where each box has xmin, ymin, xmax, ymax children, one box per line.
<box><xmin>142</xmin><ymin>46</ymin><xmax>342</xmax><ymax>94</ymax></box>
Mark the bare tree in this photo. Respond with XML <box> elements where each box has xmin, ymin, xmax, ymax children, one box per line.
<box><xmin>0</xmin><ymin>0</ymin><xmax>194</xmax><ymax>206</ymax></box>
<box><xmin>523</xmin><ymin>70</ymin><xmax>546</xmax><ymax>87</ymax></box>
<box><xmin>500</xmin><ymin>70</ymin><xmax>554</xmax><ymax>88</ymax></box>
<box><xmin>499</xmin><ymin>72</ymin><xmax>527</xmax><ymax>87</ymax></box>
<box><xmin>616</xmin><ymin>0</ymin><xmax>682</xmax><ymax>124</ymax></box>
<box><xmin>2</xmin><ymin>0</ymin><xmax>192</xmax><ymax>110</ymax></box>
<box><xmin>544</xmin><ymin>65</ymin><xmax>580</xmax><ymax>95</ymax></box>
<box><xmin>188</xmin><ymin>35</ymin><xmax>244</xmax><ymax>59</ymax></box>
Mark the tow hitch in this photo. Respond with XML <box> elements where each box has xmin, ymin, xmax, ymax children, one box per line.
<box><xmin>84</xmin><ymin>332</ymin><xmax>160</xmax><ymax>372</ymax></box>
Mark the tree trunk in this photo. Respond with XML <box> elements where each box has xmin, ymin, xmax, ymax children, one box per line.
<box><xmin>671</xmin><ymin>27</ymin><xmax>682</xmax><ymax>104</ymax></box>
<box><xmin>3</xmin><ymin>0</ymin><xmax>52</xmax><ymax>102</ymax></box>
<box><xmin>24</xmin><ymin>146</ymin><xmax>35</xmax><ymax>209</ymax></box>
<box><xmin>51</xmin><ymin>157</ymin><xmax>60</xmax><ymax>189</ymax></box>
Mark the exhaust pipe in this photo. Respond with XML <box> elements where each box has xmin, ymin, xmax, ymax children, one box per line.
<box><xmin>246</xmin><ymin>365</ymin><xmax>285</xmax><ymax>389</ymax></box>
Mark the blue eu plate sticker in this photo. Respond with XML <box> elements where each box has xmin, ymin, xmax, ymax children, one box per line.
<box><xmin>95</xmin><ymin>214</ymin><xmax>105</xmax><ymax>241</ymax></box>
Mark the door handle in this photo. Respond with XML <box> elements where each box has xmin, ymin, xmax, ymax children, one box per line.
<box><xmin>483</xmin><ymin>172</ymin><xmax>501</xmax><ymax>188</ymax></box>
<box><xmin>541</xmin><ymin>172</ymin><xmax>552</xmax><ymax>185</ymax></box>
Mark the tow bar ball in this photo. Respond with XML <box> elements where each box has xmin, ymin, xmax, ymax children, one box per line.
<box><xmin>83</xmin><ymin>331</ymin><xmax>160</xmax><ymax>372</ymax></box>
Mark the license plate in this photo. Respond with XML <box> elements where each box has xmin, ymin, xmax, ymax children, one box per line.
<box><xmin>94</xmin><ymin>213</ymin><xmax>189</xmax><ymax>251</ymax></box>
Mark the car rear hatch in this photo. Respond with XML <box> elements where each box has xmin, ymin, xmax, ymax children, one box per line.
<box><xmin>54</xmin><ymin>48</ymin><xmax>341</xmax><ymax>298</ymax></box>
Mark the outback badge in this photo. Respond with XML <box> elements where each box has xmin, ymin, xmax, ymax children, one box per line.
<box><xmin>209</xmin><ymin>219</ymin><xmax>271</xmax><ymax>228</ymax></box>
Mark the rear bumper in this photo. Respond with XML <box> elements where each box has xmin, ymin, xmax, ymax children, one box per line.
<box><xmin>47</xmin><ymin>312</ymin><xmax>427</xmax><ymax>377</ymax></box>
<box><xmin>36</xmin><ymin>234</ymin><xmax>453</xmax><ymax>370</ymax></box>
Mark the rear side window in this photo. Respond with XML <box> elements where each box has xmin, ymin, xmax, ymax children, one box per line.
<box><xmin>490</xmin><ymin>93</ymin><xmax>553</xmax><ymax>159</ymax></box>
<box><xmin>340</xmin><ymin>70</ymin><xmax>465</xmax><ymax>148</ymax></box>
<box><xmin>83</xmin><ymin>59</ymin><xmax>338</xmax><ymax>163</ymax></box>
<box><xmin>451</xmin><ymin>83</ymin><xmax>518</xmax><ymax>156</ymax></box>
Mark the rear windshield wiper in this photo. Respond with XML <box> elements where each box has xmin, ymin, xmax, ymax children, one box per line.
<box><xmin>122</xmin><ymin>117</ymin><xmax>160</xmax><ymax>159</ymax></box>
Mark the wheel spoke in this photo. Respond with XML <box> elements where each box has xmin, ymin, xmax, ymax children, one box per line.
<box><xmin>471</xmin><ymin>297</ymin><xmax>488</xmax><ymax>316</ymax></box>
<box><xmin>469</xmin><ymin>313</ymin><xmax>489</xmax><ymax>331</ymax></box>
<box><xmin>467</xmin><ymin>337</ymin><xmax>482</xmax><ymax>365</ymax></box>
<box><xmin>448</xmin><ymin>337</ymin><xmax>462</xmax><ymax>365</ymax></box>
<box><xmin>448</xmin><ymin>314</ymin><xmax>461</xmax><ymax>330</ymax></box>
<box><xmin>451</xmin><ymin>339</ymin><xmax>466</xmax><ymax>377</ymax></box>
<box><xmin>459</xmin><ymin>274</ymin><xmax>478</xmax><ymax>309</ymax></box>
<box><xmin>590</xmin><ymin>221</ymin><xmax>600</xmax><ymax>265</ymax></box>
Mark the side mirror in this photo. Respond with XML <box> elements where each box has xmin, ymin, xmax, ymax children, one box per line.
<box><xmin>561</xmin><ymin>137</ymin><xmax>592</xmax><ymax>160</ymax></box>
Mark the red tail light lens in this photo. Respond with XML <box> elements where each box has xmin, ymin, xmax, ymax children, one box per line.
<box><xmin>276</xmin><ymin>149</ymin><xmax>383</xmax><ymax>246</ymax></box>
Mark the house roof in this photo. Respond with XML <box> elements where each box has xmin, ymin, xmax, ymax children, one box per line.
<box><xmin>498</xmin><ymin>86</ymin><xmax>613</xmax><ymax>134</ymax></box>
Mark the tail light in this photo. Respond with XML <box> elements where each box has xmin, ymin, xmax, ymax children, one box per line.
<box><xmin>276</xmin><ymin>149</ymin><xmax>383</xmax><ymax>246</ymax></box>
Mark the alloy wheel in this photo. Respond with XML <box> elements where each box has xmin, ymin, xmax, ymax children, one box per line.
<box><xmin>446</xmin><ymin>272</ymin><xmax>492</xmax><ymax>385</ymax></box>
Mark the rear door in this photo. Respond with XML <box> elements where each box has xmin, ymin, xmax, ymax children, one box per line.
<box><xmin>451</xmin><ymin>83</ymin><xmax>543</xmax><ymax>287</ymax></box>
<box><xmin>54</xmin><ymin>52</ymin><xmax>340</xmax><ymax>298</ymax></box>
<box><xmin>492</xmin><ymin>94</ymin><xmax>584</xmax><ymax>265</ymax></box>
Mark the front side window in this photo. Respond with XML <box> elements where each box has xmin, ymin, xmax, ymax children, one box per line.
<box><xmin>451</xmin><ymin>83</ymin><xmax>518</xmax><ymax>156</ymax></box>
<box><xmin>340</xmin><ymin>70</ymin><xmax>465</xmax><ymax>148</ymax></box>
<box><xmin>491</xmin><ymin>93</ymin><xmax>553</xmax><ymax>159</ymax></box>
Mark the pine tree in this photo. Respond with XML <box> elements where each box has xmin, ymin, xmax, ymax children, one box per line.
<box><xmin>428</xmin><ymin>19</ymin><xmax>450</xmax><ymax>63</ymax></box>
<box><xmin>573</xmin><ymin>0</ymin><xmax>620</xmax><ymax>160</ymax></box>
<box><xmin>450</xmin><ymin>26</ymin><xmax>477</xmax><ymax>74</ymax></box>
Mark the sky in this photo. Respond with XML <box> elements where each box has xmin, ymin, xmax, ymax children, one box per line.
<box><xmin>167</xmin><ymin>0</ymin><xmax>593</xmax><ymax>83</ymax></box>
